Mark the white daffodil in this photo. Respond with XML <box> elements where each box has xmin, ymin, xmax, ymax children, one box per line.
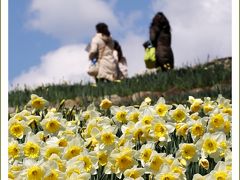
<box><xmin>111</xmin><ymin>105</ymin><xmax>129</xmax><ymax>124</ymax></box>
<box><xmin>27</xmin><ymin>94</ymin><xmax>49</xmax><ymax>110</ymax></box>
<box><xmin>126</xmin><ymin>106</ymin><xmax>140</xmax><ymax>123</ymax></box>
<box><xmin>94</xmin><ymin>126</ymin><xmax>118</xmax><ymax>151</ymax></box>
<box><xmin>8</xmin><ymin>162</ymin><xmax>24</xmax><ymax>180</ymax></box>
<box><xmin>137</xmin><ymin>142</ymin><xmax>156</xmax><ymax>166</ymax></box>
<box><xmin>205</xmin><ymin>161</ymin><xmax>232</xmax><ymax>180</ymax></box>
<box><xmin>8</xmin><ymin>118</ymin><xmax>31</xmax><ymax>139</ymax></box>
<box><xmin>8</xmin><ymin>138</ymin><xmax>23</xmax><ymax>163</ymax></box>
<box><xmin>63</xmin><ymin>136</ymin><xmax>85</xmax><ymax>160</ymax></box>
<box><xmin>188</xmin><ymin>96</ymin><xmax>203</xmax><ymax>113</ymax></box>
<box><xmin>193</xmin><ymin>173</ymin><xmax>206</xmax><ymax>180</ymax></box>
<box><xmin>145</xmin><ymin>151</ymin><xmax>166</xmax><ymax>175</ymax></box>
<box><xmin>107</xmin><ymin>147</ymin><xmax>138</xmax><ymax>178</ymax></box>
<box><xmin>123</xmin><ymin>166</ymin><xmax>145</xmax><ymax>180</ymax></box>
<box><xmin>42</xmin><ymin>160</ymin><xmax>65</xmax><ymax>180</ymax></box>
<box><xmin>190</xmin><ymin>117</ymin><xmax>207</xmax><ymax>142</ymax></box>
<box><xmin>68</xmin><ymin>151</ymin><xmax>98</xmax><ymax>175</ymax></box>
<box><xmin>18</xmin><ymin>159</ymin><xmax>45</xmax><ymax>180</ymax></box>
<box><xmin>207</xmin><ymin>111</ymin><xmax>228</xmax><ymax>133</ymax></box>
<box><xmin>81</xmin><ymin>103</ymin><xmax>101</xmax><ymax>122</ymax></box>
<box><xmin>41</xmin><ymin>137</ymin><xmax>64</xmax><ymax>160</ymax></box>
<box><xmin>149</xmin><ymin>118</ymin><xmax>175</xmax><ymax>144</ymax></box>
<box><xmin>155</xmin><ymin>164</ymin><xmax>180</xmax><ymax>180</ymax></box>
<box><xmin>176</xmin><ymin>143</ymin><xmax>199</xmax><ymax>165</ymax></box>
<box><xmin>41</xmin><ymin>115</ymin><xmax>66</xmax><ymax>136</ymax></box>
<box><xmin>154</xmin><ymin>97</ymin><xmax>172</xmax><ymax>118</ymax></box>
<box><xmin>169</xmin><ymin>105</ymin><xmax>189</xmax><ymax>123</ymax></box>
<box><xmin>196</xmin><ymin>132</ymin><xmax>226</xmax><ymax>162</ymax></box>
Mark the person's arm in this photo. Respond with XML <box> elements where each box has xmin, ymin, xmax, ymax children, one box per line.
<box><xmin>89</xmin><ymin>38</ymin><xmax>98</xmax><ymax>60</ymax></box>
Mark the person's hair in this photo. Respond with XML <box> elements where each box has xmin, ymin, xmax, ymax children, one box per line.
<box><xmin>151</xmin><ymin>12</ymin><xmax>171</xmax><ymax>33</ymax></box>
<box><xmin>113</xmin><ymin>40</ymin><xmax>123</xmax><ymax>61</ymax></box>
<box><xmin>96</xmin><ymin>22</ymin><xmax>111</xmax><ymax>37</ymax></box>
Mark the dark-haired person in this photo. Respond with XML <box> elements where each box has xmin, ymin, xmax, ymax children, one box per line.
<box><xmin>113</xmin><ymin>40</ymin><xmax>128</xmax><ymax>80</ymax></box>
<box><xmin>146</xmin><ymin>12</ymin><xmax>174</xmax><ymax>71</ymax></box>
<box><xmin>88</xmin><ymin>22</ymin><xmax>118</xmax><ymax>82</ymax></box>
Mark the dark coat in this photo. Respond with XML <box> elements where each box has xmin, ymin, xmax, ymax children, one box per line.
<box><xmin>150</xmin><ymin>24</ymin><xmax>174</xmax><ymax>71</ymax></box>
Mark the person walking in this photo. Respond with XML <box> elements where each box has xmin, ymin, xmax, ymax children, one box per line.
<box><xmin>144</xmin><ymin>12</ymin><xmax>174</xmax><ymax>71</ymax></box>
<box><xmin>88</xmin><ymin>22</ymin><xmax>118</xmax><ymax>82</ymax></box>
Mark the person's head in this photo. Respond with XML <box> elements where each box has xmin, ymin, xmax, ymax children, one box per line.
<box><xmin>96</xmin><ymin>22</ymin><xmax>111</xmax><ymax>37</ymax></box>
<box><xmin>151</xmin><ymin>12</ymin><xmax>171</xmax><ymax>32</ymax></box>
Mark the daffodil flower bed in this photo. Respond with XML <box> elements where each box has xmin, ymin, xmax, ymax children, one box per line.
<box><xmin>8</xmin><ymin>94</ymin><xmax>232</xmax><ymax>180</ymax></box>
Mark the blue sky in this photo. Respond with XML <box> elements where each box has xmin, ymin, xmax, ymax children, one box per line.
<box><xmin>9</xmin><ymin>0</ymin><xmax>232</xmax><ymax>89</ymax></box>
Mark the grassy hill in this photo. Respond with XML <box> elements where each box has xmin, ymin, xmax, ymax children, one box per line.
<box><xmin>8</xmin><ymin>57</ymin><xmax>231</xmax><ymax>109</ymax></box>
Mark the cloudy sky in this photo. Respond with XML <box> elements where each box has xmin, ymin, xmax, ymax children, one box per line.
<box><xmin>9</xmin><ymin>0</ymin><xmax>232</xmax><ymax>89</ymax></box>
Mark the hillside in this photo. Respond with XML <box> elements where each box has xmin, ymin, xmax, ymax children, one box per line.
<box><xmin>8</xmin><ymin>57</ymin><xmax>231</xmax><ymax>110</ymax></box>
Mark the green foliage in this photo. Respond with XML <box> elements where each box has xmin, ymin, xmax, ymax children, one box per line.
<box><xmin>9</xmin><ymin>59</ymin><xmax>231</xmax><ymax>108</ymax></box>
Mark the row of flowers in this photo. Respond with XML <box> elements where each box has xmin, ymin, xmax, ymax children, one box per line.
<box><xmin>8</xmin><ymin>94</ymin><xmax>232</xmax><ymax>179</ymax></box>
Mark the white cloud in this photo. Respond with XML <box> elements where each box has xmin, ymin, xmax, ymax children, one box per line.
<box><xmin>120</xmin><ymin>33</ymin><xmax>146</xmax><ymax>76</ymax></box>
<box><xmin>151</xmin><ymin>0</ymin><xmax>231</xmax><ymax>66</ymax></box>
<box><xmin>27</xmin><ymin>0</ymin><xmax>119</xmax><ymax>43</ymax></box>
<box><xmin>11</xmin><ymin>44</ymin><xmax>93</xmax><ymax>90</ymax></box>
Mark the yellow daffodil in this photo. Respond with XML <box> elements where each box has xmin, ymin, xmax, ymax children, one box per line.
<box><xmin>169</xmin><ymin>105</ymin><xmax>188</xmax><ymax>123</ymax></box>
<box><xmin>9</xmin><ymin>119</ymin><xmax>31</xmax><ymax>139</ymax></box>
<box><xmin>100</xmin><ymin>98</ymin><xmax>112</xmax><ymax>110</ymax></box>
<box><xmin>28</xmin><ymin>94</ymin><xmax>49</xmax><ymax>110</ymax></box>
<box><xmin>124</xmin><ymin>166</ymin><xmax>145</xmax><ymax>179</ymax></box>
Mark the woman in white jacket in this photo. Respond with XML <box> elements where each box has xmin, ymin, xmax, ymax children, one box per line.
<box><xmin>89</xmin><ymin>23</ymin><xmax>118</xmax><ymax>82</ymax></box>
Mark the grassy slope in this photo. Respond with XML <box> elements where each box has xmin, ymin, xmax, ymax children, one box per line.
<box><xmin>9</xmin><ymin>57</ymin><xmax>231</xmax><ymax>108</ymax></box>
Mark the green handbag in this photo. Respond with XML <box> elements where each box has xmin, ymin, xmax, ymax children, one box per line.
<box><xmin>144</xmin><ymin>47</ymin><xmax>156</xmax><ymax>69</ymax></box>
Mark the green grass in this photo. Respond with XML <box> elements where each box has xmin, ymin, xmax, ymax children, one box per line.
<box><xmin>9</xmin><ymin>58</ymin><xmax>231</xmax><ymax>108</ymax></box>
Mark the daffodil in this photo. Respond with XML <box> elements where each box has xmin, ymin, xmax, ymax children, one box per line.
<box><xmin>8</xmin><ymin>139</ymin><xmax>22</xmax><ymax>162</ymax></box>
<box><xmin>145</xmin><ymin>151</ymin><xmax>166</xmax><ymax>175</ymax></box>
<box><xmin>208</xmin><ymin>113</ymin><xmax>226</xmax><ymax>132</ymax></box>
<box><xmin>126</xmin><ymin>106</ymin><xmax>140</xmax><ymax>123</ymax></box>
<box><xmin>177</xmin><ymin>143</ymin><xmax>199</xmax><ymax>164</ymax></box>
<box><xmin>190</xmin><ymin>118</ymin><xmax>207</xmax><ymax>141</ymax></box>
<box><xmin>43</xmin><ymin>160</ymin><xmax>65</xmax><ymax>180</ymax></box>
<box><xmin>199</xmin><ymin>158</ymin><xmax>209</xmax><ymax>170</ymax></box>
<box><xmin>81</xmin><ymin>103</ymin><xmax>101</xmax><ymax>122</ymax></box>
<box><xmin>150</xmin><ymin>119</ymin><xmax>175</xmax><ymax>144</ymax></box>
<box><xmin>205</xmin><ymin>161</ymin><xmax>231</xmax><ymax>180</ymax></box>
<box><xmin>196</xmin><ymin>132</ymin><xmax>226</xmax><ymax>162</ymax></box>
<box><xmin>28</xmin><ymin>94</ymin><xmax>49</xmax><ymax>110</ymax></box>
<box><xmin>111</xmin><ymin>106</ymin><xmax>129</xmax><ymax>124</ymax></box>
<box><xmin>154</xmin><ymin>97</ymin><xmax>172</xmax><ymax>118</ymax></box>
<box><xmin>18</xmin><ymin>159</ymin><xmax>45</xmax><ymax>180</ymax></box>
<box><xmin>41</xmin><ymin>116</ymin><xmax>65</xmax><ymax>135</ymax></box>
<box><xmin>175</xmin><ymin>123</ymin><xmax>189</xmax><ymax>139</ymax></box>
<box><xmin>188</xmin><ymin>96</ymin><xmax>203</xmax><ymax>113</ymax></box>
<box><xmin>192</xmin><ymin>173</ymin><xmax>206</xmax><ymax>180</ymax></box>
<box><xmin>169</xmin><ymin>159</ymin><xmax>186</xmax><ymax>179</ymax></box>
<box><xmin>93</xmin><ymin>126</ymin><xmax>118</xmax><ymax>151</ymax></box>
<box><xmin>108</xmin><ymin>147</ymin><xmax>138</xmax><ymax>178</ymax></box>
<box><xmin>65</xmin><ymin>161</ymin><xmax>85</xmax><ymax>179</ymax></box>
<box><xmin>97</xmin><ymin>150</ymin><xmax>109</xmax><ymax>166</ymax></box>
<box><xmin>68</xmin><ymin>172</ymin><xmax>91</xmax><ymax>180</ymax></box>
<box><xmin>42</xmin><ymin>141</ymin><xmax>63</xmax><ymax>160</ymax></box>
<box><xmin>138</xmin><ymin>143</ymin><xmax>156</xmax><ymax>166</ymax></box>
<box><xmin>63</xmin><ymin>137</ymin><xmax>85</xmax><ymax>160</ymax></box>
<box><xmin>8</xmin><ymin>119</ymin><xmax>31</xmax><ymax>139</ymax></box>
<box><xmin>123</xmin><ymin>166</ymin><xmax>145</xmax><ymax>180</ymax></box>
<box><xmin>100</xmin><ymin>98</ymin><xmax>112</xmax><ymax>110</ymax></box>
<box><xmin>202</xmin><ymin>97</ymin><xmax>215</xmax><ymax>115</ymax></box>
<box><xmin>24</xmin><ymin>141</ymin><xmax>41</xmax><ymax>159</ymax></box>
<box><xmin>169</xmin><ymin>105</ymin><xmax>188</xmax><ymax>123</ymax></box>
<box><xmin>154</xmin><ymin>162</ymin><xmax>179</xmax><ymax>179</ymax></box>
<box><xmin>69</xmin><ymin>151</ymin><xmax>98</xmax><ymax>174</ymax></box>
